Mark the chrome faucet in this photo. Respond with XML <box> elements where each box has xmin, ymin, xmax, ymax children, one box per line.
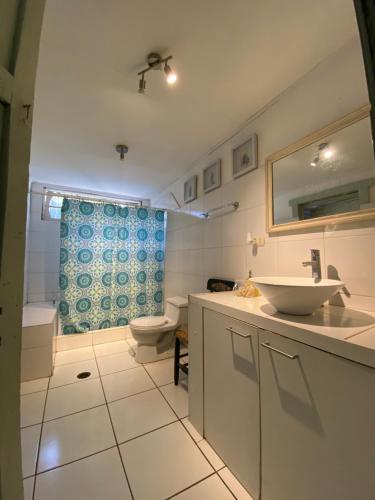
<box><xmin>302</xmin><ymin>249</ymin><xmax>321</xmax><ymax>280</ymax></box>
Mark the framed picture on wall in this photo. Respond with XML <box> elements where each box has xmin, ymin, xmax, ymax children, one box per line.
<box><xmin>232</xmin><ymin>134</ymin><xmax>258</xmax><ymax>178</ymax></box>
<box><xmin>203</xmin><ymin>159</ymin><xmax>221</xmax><ymax>193</ymax></box>
<box><xmin>184</xmin><ymin>175</ymin><xmax>197</xmax><ymax>203</ymax></box>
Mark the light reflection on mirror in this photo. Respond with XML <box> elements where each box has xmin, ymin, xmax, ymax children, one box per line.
<box><xmin>272</xmin><ymin>116</ymin><xmax>375</xmax><ymax>225</ymax></box>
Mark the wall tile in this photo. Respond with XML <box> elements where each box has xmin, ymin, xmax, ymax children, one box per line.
<box><xmin>28</xmin><ymin>273</ymin><xmax>59</xmax><ymax>296</ymax></box>
<box><xmin>202</xmin><ymin>248</ymin><xmax>223</xmax><ymax>277</ymax></box>
<box><xmin>276</xmin><ymin>238</ymin><xmax>325</xmax><ymax>278</ymax></box>
<box><xmin>222</xmin><ymin>210</ymin><xmax>246</xmax><ymax>247</ymax></box>
<box><xmin>246</xmin><ymin>242</ymin><xmax>278</xmax><ymax>277</ymax></box>
<box><xmin>324</xmin><ymin>220</ymin><xmax>375</xmax><ymax>239</ymax></box>
<box><xmin>28</xmin><ymin>252</ymin><xmax>59</xmax><ymax>274</ymax></box>
<box><xmin>324</xmin><ymin>234</ymin><xmax>375</xmax><ymax>297</ymax></box>
<box><xmin>202</xmin><ymin>218</ymin><xmax>222</xmax><ymax>249</ymax></box>
<box><xmin>221</xmin><ymin>246</ymin><xmax>247</xmax><ymax>281</ymax></box>
<box><xmin>28</xmin><ymin>231</ymin><xmax>60</xmax><ymax>253</ymax></box>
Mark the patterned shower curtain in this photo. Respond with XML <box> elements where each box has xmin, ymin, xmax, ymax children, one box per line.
<box><xmin>59</xmin><ymin>199</ymin><xmax>166</xmax><ymax>334</ymax></box>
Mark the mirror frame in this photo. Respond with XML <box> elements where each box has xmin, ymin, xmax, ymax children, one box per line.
<box><xmin>266</xmin><ymin>104</ymin><xmax>373</xmax><ymax>233</ymax></box>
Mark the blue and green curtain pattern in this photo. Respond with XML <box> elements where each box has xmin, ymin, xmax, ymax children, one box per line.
<box><xmin>59</xmin><ymin>198</ymin><xmax>166</xmax><ymax>334</ymax></box>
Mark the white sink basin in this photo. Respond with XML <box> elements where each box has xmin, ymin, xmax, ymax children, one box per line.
<box><xmin>251</xmin><ymin>277</ymin><xmax>345</xmax><ymax>315</ymax></box>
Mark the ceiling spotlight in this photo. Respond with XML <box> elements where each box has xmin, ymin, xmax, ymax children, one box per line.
<box><xmin>138</xmin><ymin>74</ymin><xmax>146</xmax><ymax>94</ymax></box>
<box><xmin>164</xmin><ymin>62</ymin><xmax>177</xmax><ymax>84</ymax></box>
<box><xmin>318</xmin><ymin>142</ymin><xmax>334</xmax><ymax>159</ymax></box>
<box><xmin>310</xmin><ymin>142</ymin><xmax>334</xmax><ymax>167</ymax></box>
<box><xmin>137</xmin><ymin>53</ymin><xmax>177</xmax><ymax>94</ymax></box>
<box><xmin>323</xmin><ymin>148</ymin><xmax>333</xmax><ymax>159</ymax></box>
<box><xmin>115</xmin><ymin>144</ymin><xmax>129</xmax><ymax>161</ymax></box>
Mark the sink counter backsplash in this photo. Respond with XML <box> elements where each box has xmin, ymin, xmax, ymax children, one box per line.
<box><xmin>189</xmin><ymin>291</ymin><xmax>375</xmax><ymax>369</ymax></box>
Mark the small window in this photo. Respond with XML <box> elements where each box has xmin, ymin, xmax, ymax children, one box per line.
<box><xmin>43</xmin><ymin>190</ymin><xmax>64</xmax><ymax>220</ymax></box>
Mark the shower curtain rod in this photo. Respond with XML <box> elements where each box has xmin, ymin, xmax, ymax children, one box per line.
<box><xmin>27</xmin><ymin>189</ymin><xmax>144</xmax><ymax>207</ymax></box>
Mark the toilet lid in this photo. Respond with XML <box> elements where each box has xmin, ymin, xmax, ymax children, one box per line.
<box><xmin>131</xmin><ymin>316</ymin><xmax>167</xmax><ymax>329</ymax></box>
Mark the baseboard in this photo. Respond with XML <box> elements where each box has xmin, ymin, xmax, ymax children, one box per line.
<box><xmin>55</xmin><ymin>325</ymin><xmax>132</xmax><ymax>351</ymax></box>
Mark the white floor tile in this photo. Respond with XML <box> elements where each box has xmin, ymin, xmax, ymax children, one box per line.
<box><xmin>218</xmin><ymin>467</ymin><xmax>255</xmax><ymax>500</ymax></box>
<box><xmin>172</xmin><ymin>474</ymin><xmax>234</xmax><ymax>499</ymax></box>
<box><xmin>181</xmin><ymin>418</ymin><xmax>203</xmax><ymax>443</ymax></box>
<box><xmin>94</xmin><ymin>340</ymin><xmax>130</xmax><ymax>358</ymax></box>
<box><xmin>21</xmin><ymin>391</ymin><xmax>47</xmax><ymax>428</ymax></box>
<box><xmin>119</xmin><ymin>421</ymin><xmax>213</xmax><ymax>500</ymax></box>
<box><xmin>198</xmin><ymin>440</ymin><xmax>225</xmax><ymax>470</ymax></box>
<box><xmin>101</xmin><ymin>366</ymin><xmax>155</xmax><ymax>402</ymax></box>
<box><xmin>160</xmin><ymin>381</ymin><xmax>188</xmax><ymax>418</ymax></box>
<box><xmin>96</xmin><ymin>350</ymin><xmax>138</xmax><ymax>376</ymax></box>
<box><xmin>54</xmin><ymin>346</ymin><xmax>94</xmax><ymax>366</ymax></box>
<box><xmin>21</xmin><ymin>424</ymin><xmax>41</xmax><ymax>478</ymax></box>
<box><xmin>44</xmin><ymin>378</ymin><xmax>105</xmax><ymax>421</ymax></box>
<box><xmin>49</xmin><ymin>359</ymin><xmax>99</xmax><ymax>389</ymax></box>
<box><xmin>109</xmin><ymin>388</ymin><xmax>176</xmax><ymax>443</ymax></box>
<box><xmin>21</xmin><ymin>377</ymin><xmax>49</xmax><ymax>396</ymax></box>
<box><xmin>144</xmin><ymin>357</ymin><xmax>177</xmax><ymax>386</ymax></box>
<box><xmin>38</xmin><ymin>406</ymin><xmax>115</xmax><ymax>472</ymax></box>
<box><xmin>34</xmin><ymin>448</ymin><xmax>132</xmax><ymax>500</ymax></box>
<box><xmin>23</xmin><ymin>476</ymin><xmax>35</xmax><ymax>500</ymax></box>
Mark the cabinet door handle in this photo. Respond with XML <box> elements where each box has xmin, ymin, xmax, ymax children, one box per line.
<box><xmin>226</xmin><ymin>326</ymin><xmax>253</xmax><ymax>338</ymax></box>
<box><xmin>261</xmin><ymin>342</ymin><xmax>298</xmax><ymax>359</ymax></box>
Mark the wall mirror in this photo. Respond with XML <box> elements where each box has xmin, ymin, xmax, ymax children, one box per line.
<box><xmin>266</xmin><ymin>105</ymin><xmax>375</xmax><ymax>233</ymax></box>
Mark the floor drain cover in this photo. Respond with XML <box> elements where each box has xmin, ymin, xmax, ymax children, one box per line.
<box><xmin>77</xmin><ymin>371</ymin><xmax>91</xmax><ymax>379</ymax></box>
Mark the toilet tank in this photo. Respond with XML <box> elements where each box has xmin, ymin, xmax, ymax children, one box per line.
<box><xmin>165</xmin><ymin>296</ymin><xmax>188</xmax><ymax>326</ymax></box>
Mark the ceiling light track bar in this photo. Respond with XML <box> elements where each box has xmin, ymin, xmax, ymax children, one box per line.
<box><xmin>137</xmin><ymin>54</ymin><xmax>173</xmax><ymax>77</ymax></box>
<box><xmin>137</xmin><ymin>53</ymin><xmax>177</xmax><ymax>94</ymax></box>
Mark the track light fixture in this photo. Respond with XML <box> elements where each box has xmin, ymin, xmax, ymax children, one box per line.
<box><xmin>137</xmin><ymin>52</ymin><xmax>177</xmax><ymax>94</ymax></box>
<box><xmin>164</xmin><ymin>61</ymin><xmax>177</xmax><ymax>84</ymax></box>
<box><xmin>115</xmin><ymin>144</ymin><xmax>129</xmax><ymax>160</ymax></box>
<box><xmin>138</xmin><ymin>74</ymin><xmax>146</xmax><ymax>94</ymax></box>
<box><xmin>310</xmin><ymin>142</ymin><xmax>333</xmax><ymax>167</ymax></box>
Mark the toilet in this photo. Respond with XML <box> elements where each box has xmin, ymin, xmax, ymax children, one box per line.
<box><xmin>130</xmin><ymin>296</ymin><xmax>188</xmax><ymax>363</ymax></box>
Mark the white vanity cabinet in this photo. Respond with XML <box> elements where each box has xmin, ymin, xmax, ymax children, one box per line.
<box><xmin>203</xmin><ymin>309</ymin><xmax>260</xmax><ymax>499</ymax></box>
<box><xmin>188</xmin><ymin>301</ymin><xmax>204</xmax><ymax>436</ymax></box>
<box><xmin>259</xmin><ymin>330</ymin><xmax>375</xmax><ymax>500</ymax></box>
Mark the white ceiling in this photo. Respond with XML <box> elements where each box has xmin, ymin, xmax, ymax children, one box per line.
<box><xmin>30</xmin><ymin>0</ymin><xmax>359</xmax><ymax>199</ymax></box>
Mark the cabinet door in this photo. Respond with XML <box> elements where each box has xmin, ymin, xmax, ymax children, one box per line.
<box><xmin>204</xmin><ymin>309</ymin><xmax>260</xmax><ymax>498</ymax></box>
<box><xmin>260</xmin><ymin>330</ymin><xmax>375</xmax><ymax>500</ymax></box>
<box><xmin>188</xmin><ymin>301</ymin><xmax>204</xmax><ymax>436</ymax></box>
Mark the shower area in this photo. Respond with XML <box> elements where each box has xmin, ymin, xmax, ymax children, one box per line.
<box><xmin>58</xmin><ymin>198</ymin><xmax>166</xmax><ymax>335</ymax></box>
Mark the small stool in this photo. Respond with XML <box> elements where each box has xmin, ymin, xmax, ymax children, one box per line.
<box><xmin>174</xmin><ymin>329</ymin><xmax>188</xmax><ymax>385</ymax></box>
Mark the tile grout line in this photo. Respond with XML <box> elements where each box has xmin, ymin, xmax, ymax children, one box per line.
<box><xmin>144</xmin><ymin>361</ymin><xmax>218</xmax><ymax>479</ymax></box>
<box><xmin>26</xmin><ymin>343</ymin><xmax>239</xmax><ymax>499</ymax></box>
<box><xmin>34</xmin><ymin>445</ymin><xmax>118</xmax><ymax>477</ymax></box>
<box><xmin>42</xmin><ymin>402</ymin><xmax>107</xmax><ymax>425</ymax></box>
<box><xmin>93</xmin><ymin>345</ymin><xmax>135</xmax><ymax>500</ymax></box>
<box><xmin>54</xmin><ymin>342</ymin><xmax>135</xmax><ymax>367</ymax></box>
<box><xmin>28</xmin><ymin>354</ymin><xmax>171</xmax><ymax>429</ymax></box>
<box><xmin>108</xmin><ymin>347</ymin><xmax>218</xmax><ymax>495</ymax></box>
<box><xmin>31</xmin><ymin>374</ymin><xmax>51</xmax><ymax>500</ymax></box>
<box><xmin>165</xmin><ymin>471</ymin><xmax>217</xmax><ymax>499</ymax></box>
<box><xmin>49</xmin><ymin>360</ymin><xmax>141</xmax><ymax>391</ymax></box>
<box><xmin>216</xmin><ymin>471</ymin><xmax>238</xmax><ymax>500</ymax></box>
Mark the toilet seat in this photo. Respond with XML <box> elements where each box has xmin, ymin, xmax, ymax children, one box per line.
<box><xmin>130</xmin><ymin>316</ymin><xmax>168</xmax><ymax>330</ymax></box>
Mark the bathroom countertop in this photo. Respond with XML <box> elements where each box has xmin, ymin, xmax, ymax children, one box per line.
<box><xmin>190</xmin><ymin>292</ymin><xmax>375</xmax><ymax>369</ymax></box>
